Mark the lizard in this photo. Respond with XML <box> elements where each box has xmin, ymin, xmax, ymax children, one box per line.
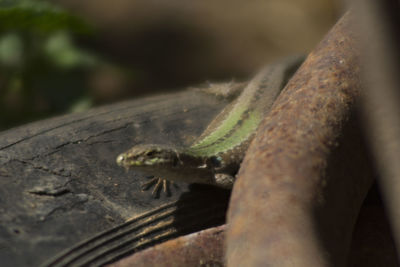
<box><xmin>116</xmin><ymin>55</ymin><xmax>304</xmax><ymax>195</ymax></box>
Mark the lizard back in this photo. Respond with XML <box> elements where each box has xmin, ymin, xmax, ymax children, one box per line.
<box><xmin>186</xmin><ymin>55</ymin><xmax>304</xmax><ymax>161</ymax></box>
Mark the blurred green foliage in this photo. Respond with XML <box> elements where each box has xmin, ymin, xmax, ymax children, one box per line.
<box><xmin>0</xmin><ymin>0</ymin><xmax>101</xmax><ymax>130</ymax></box>
<box><xmin>0</xmin><ymin>0</ymin><xmax>92</xmax><ymax>33</ymax></box>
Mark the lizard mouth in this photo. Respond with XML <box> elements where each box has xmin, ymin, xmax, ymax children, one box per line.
<box><xmin>144</xmin><ymin>157</ymin><xmax>170</xmax><ymax>165</ymax></box>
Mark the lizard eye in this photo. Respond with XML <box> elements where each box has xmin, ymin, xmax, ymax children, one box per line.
<box><xmin>146</xmin><ymin>151</ymin><xmax>156</xmax><ymax>157</ymax></box>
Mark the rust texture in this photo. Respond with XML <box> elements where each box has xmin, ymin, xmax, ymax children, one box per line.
<box><xmin>227</xmin><ymin>11</ymin><xmax>373</xmax><ymax>267</ymax></box>
<box><xmin>358</xmin><ymin>0</ymin><xmax>400</xmax><ymax>255</ymax></box>
<box><xmin>109</xmin><ymin>225</ymin><xmax>226</xmax><ymax>267</ymax></box>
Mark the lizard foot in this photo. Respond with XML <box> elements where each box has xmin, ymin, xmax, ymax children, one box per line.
<box><xmin>214</xmin><ymin>173</ymin><xmax>235</xmax><ymax>189</ymax></box>
<box><xmin>141</xmin><ymin>177</ymin><xmax>173</xmax><ymax>197</ymax></box>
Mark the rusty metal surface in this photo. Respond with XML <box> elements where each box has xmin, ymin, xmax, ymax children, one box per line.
<box><xmin>227</xmin><ymin>11</ymin><xmax>373</xmax><ymax>267</ymax></box>
<box><xmin>109</xmin><ymin>225</ymin><xmax>226</xmax><ymax>267</ymax></box>
<box><xmin>348</xmin><ymin>188</ymin><xmax>399</xmax><ymax>267</ymax></box>
<box><xmin>357</xmin><ymin>0</ymin><xmax>400</xmax><ymax>257</ymax></box>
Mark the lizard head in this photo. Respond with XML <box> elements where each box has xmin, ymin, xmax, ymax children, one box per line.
<box><xmin>116</xmin><ymin>144</ymin><xmax>181</xmax><ymax>168</ymax></box>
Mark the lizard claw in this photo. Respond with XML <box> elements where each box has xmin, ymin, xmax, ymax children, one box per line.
<box><xmin>141</xmin><ymin>177</ymin><xmax>173</xmax><ymax>198</ymax></box>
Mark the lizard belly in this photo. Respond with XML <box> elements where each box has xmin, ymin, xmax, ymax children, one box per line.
<box><xmin>139</xmin><ymin>159</ymin><xmax>238</xmax><ymax>188</ymax></box>
<box><xmin>135</xmin><ymin>164</ymin><xmax>216</xmax><ymax>185</ymax></box>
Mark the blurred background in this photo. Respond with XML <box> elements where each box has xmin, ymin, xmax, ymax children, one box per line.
<box><xmin>0</xmin><ymin>0</ymin><xmax>344</xmax><ymax>130</ymax></box>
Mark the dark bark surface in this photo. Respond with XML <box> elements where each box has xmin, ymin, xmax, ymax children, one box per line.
<box><xmin>0</xmin><ymin>90</ymin><xmax>231</xmax><ymax>267</ymax></box>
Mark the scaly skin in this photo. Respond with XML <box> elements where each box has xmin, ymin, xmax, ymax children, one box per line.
<box><xmin>116</xmin><ymin>56</ymin><xmax>304</xmax><ymax>194</ymax></box>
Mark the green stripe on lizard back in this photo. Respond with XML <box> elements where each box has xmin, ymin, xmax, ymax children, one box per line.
<box><xmin>187</xmin><ymin>110</ymin><xmax>261</xmax><ymax>157</ymax></box>
<box><xmin>186</xmin><ymin>55</ymin><xmax>304</xmax><ymax>157</ymax></box>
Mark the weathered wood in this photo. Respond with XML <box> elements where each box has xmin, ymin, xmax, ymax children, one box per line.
<box><xmin>0</xmin><ymin>90</ymin><xmax>231</xmax><ymax>267</ymax></box>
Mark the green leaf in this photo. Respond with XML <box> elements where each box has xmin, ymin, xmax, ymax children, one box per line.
<box><xmin>44</xmin><ymin>32</ymin><xmax>98</xmax><ymax>68</ymax></box>
<box><xmin>0</xmin><ymin>33</ymin><xmax>22</xmax><ymax>66</ymax></box>
<box><xmin>0</xmin><ymin>0</ymin><xmax>92</xmax><ymax>34</ymax></box>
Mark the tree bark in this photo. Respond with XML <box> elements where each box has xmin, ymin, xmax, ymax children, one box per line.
<box><xmin>0</xmin><ymin>90</ymin><xmax>231</xmax><ymax>267</ymax></box>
